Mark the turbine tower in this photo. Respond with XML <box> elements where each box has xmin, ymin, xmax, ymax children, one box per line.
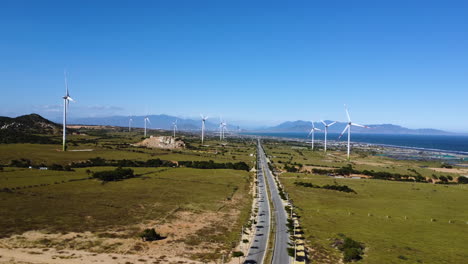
<box><xmin>338</xmin><ymin>105</ymin><xmax>368</xmax><ymax>160</ymax></box>
<box><xmin>62</xmin><ymin>70</ymin><xmax>75</xmax><ymax>151</ymax></box>
<box><xmin>321</xmin><ymin>120</ymin><xmax>337</xmax><ymax>152</ymax></box>
<box><xmin>219</xmin><ymin>118</ymin><xmax>224</xmax><ymax>141</ymax></box>
<box><xmin>200</xmin><ymin>114</ymin><xmax>208</xmax><ymax>144</ymax></box>
<box><xmin>222</xmin><ymin>121</ymin><xmax>228</xmax><ymax>139</ymax></box>
<box><xmin>129</xmin><ymin>118</ymin><xmax>133</xmax><ymax>132</ymax></box>
<box><xmin>144</xmin><ymin>116</ymin><xmax>151</xmax><ymax>137</ymax></box>
<box><xmin>308</xmin><ymin>121</ymin><xmax>321</xmax><ymax>151</ymax></box>
<box><xmin>172</xmin><ymin>120</ymin><xmax>178</xmax><ymax>138</ymax></box>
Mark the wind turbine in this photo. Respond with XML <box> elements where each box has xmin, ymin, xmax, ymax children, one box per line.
<box><xmin>200</xmin><ymin>114</ymin><xmax>208</xmax><ymax>144</ymax></box>
<box><xmin>144</xmin><ymin>116</ymin><xmax>151</xmax><ymax>137</ymax></box>
<box><xmin>172</xmin><ymin>120</ymin><xmax>178</xmax><ymax>138</ymax></box>
<box><xmin>62</xmin><ymin>70</ymin><xmax>75</xmax><ymax>151</ymax></box>
<box><xmin>308</xmin><ymin>121</ymin><xmax>321</xmax><ymax>151</ymax></box>
<box><xmin>321</xmin><ymin>120</ymin><xmax>337</xmax><ymax>152</ymax></box>
<box><xmin>129</xmin><ymin>118</ymin><xmax>133</xmax><ymax>132</ymax></box>
<box><xmin>222</xmin><ymin>121</ymin><xmax>229</xmax><ymax>139</ymax></box>
<box><xmin>338</xmin><ymin>105</ymin><xmax>368</xmax><ymax>160</ymax></box>
<box><xmin>218</xmin><ymin>118</ymin><xmax>224</xmax><ymax>141</ymax></box>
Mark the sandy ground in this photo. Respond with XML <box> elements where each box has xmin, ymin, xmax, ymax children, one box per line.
<box><xmin>302</xmin><ymin>166</ymin><xmax>336</xmax><ymax>172</ymax></box>
<box><xmin>428</xmin><ymin>167</ymin><xmax>468</xmax><ymax>175</ymax></box>
<box><xmin>0</xmin><ymin>209</ymin><xmax>242</xmax><ymax>264</ymax></box>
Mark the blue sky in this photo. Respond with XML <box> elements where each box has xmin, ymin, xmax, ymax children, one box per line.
<box><xmin>1</xmin><ymin>0</ymin><xmax>467</xmax><ymax>131</ymax></box>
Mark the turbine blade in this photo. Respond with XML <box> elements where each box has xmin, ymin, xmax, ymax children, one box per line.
<box><xmin>321</xmin><ymin>120</ymin><xmax>326</xmax><ymax>126</ymax></box>
<box><xmin>345</xmin><ymin>105</ymin><xmax>351</xmax><ymax>122</ymax></box>
<box><xmin>338</xmin><ymin>125</ymin><xmax>350</xmax><ymax>139</ymax></box>
<box><xmin>329</xmin><ymin>121</ymin><xmax>337</xmax><ymax>127</ymax></box>
<box><xmin>351</xmin><ymin>123</ymin><xmax>368</xmax><ymax>128</ymax></box>
<box><xmin>67</xmin><ymin>97</ymin><xmax>75</xmax><ymax>102</ymax></box>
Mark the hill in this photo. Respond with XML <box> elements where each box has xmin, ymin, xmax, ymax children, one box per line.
<box><xmin>0</xmin><ymin>114</ymin><xmax>62</xmax><ymax>143</ymax></box>
<box><xmin>261</xmin><ymin>120</ymin><xmax>450</xmax><ymax>135</ymax></box>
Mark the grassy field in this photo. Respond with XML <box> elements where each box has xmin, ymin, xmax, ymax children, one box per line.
<box><xmin>0</xmin><ymin>128</ymin><xmax>257</xmax><ymax>172</ymax></box>
<box><xmin>263</xmin><ymin>140</ymin><xmax>468</xmax><ymax>264</ymax></box>
<box><xmin>263</xmin><ymin>140</ymin><xmax>464</xmax><ymax>180</ymax></box>
<box><xmin>0</xmin><ymin>129</ymin><xmax>256</xmax><ymax>262</ymax></box>
<box><xmin>0</xmin><ymin>167</ymin><xmax>252</xmax><ymax>261</ymax></box>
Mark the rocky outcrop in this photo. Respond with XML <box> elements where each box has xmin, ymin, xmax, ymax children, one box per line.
<box><xmin>135</xmin><ymin>136</ymin><xmax>185</xmax><ymax>149</ymax></box>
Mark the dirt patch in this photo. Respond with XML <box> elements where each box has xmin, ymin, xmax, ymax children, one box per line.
<box><xmin>134</xmin><ymin>136</ymin><xmax>185</xmax><ymax>149</ymax></box>
<box><xmin>0</xmin><ymin>210</ymin><xmax>239</xmax><ymax>264</ymax></box>
<box><xmin>428</xmin><ymin>167</ymin><xmax>468</xmax><ymax>175</ymax></box>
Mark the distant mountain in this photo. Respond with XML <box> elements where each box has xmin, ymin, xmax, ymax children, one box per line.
<box><xmin>260</xmin><ymin>120</ymin><xmax>451</xmax><ymax>135</ymax></box>
<box><xmin>65</xmin><ymin>115</ymin><xmax>237</xmax><ymax>131</ymax></box>
<box><xmin>0</xmin><ymin>114</ymin><xmax>62</xmax><ymax>144</ymax></box>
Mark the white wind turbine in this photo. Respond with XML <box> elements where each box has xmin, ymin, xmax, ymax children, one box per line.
<box><xmin>321</xmin><ymin>120</ymin><xmax>337</xmax><ymax>152</ymax></box>
<box><xmin>308</xmin><ymin>121</ymin><xmax>321</xmax><ymax>151</ymax></box>
<box><xmin>338</xmin><ymin>105</ymin><xmax>368</xmax><ymax>160</ymax></box>
<box><xmin>62</xmin><ymin>70</ymin><xmax>75</xmax><ymax>151</ymax></box>
<box><xmin>200</xmin><ymin>114</ymin><xmax>208</xmax><ymax>144</ymax></box>
<box><xmin>218</xmin><ymin>118</ymin><xmax>224</xmax><ymax>141</ymax></box>
<box><xmin>129</xmin><ymin>118</ymin><xmax>133</xmax><ymax>132</ymax></box>
<box><xmin>222</xmin><ymin>121</ymin><xmax>229</xmax><ymax>139</ymax></box>
<box><xmin>172</xmin><ymin>120</ymin><xmax>178</xmax><ymax>138</ymax></box>
<box><xmin>144</xmin><ymin>116</ymin><xmax>151</xmax><ymax>137</ymax></box>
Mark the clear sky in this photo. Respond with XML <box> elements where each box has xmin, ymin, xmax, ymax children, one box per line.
<box><xmin>1</xmin><ymin>0</ymin><xmax>467</xmax><ymax>131</ymax></box>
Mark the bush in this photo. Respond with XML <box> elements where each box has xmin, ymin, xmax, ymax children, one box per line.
<box><xmin>336</xmin><ymin>236</ymin><xmax>365</xmax><ymax>262</ymax></box>
<box><xmin>295</xmin><ymin>181</ymin><xmax>356</xmax><ymax>193</ymax></box>
<box><xmin>458</xmin><ymin>176</ymin><xmax>468</xmax><ymax>184</ymax></box>
<box><xmin>10</xmin><ymin>159</ymin><xmax>32</xmax><ymax>168</ymax></box>
<box><xmin>140</xmin><ymin>228</ymin><xmax>163</xmax><ymax>241</ymax></box>
<box><xmin>343</xmin><ymin>247</ymin><xmax>363</xmax><ymax>262</ymax></box>
<box><xmin>232</xmin><ymin>251</ymin><xmax>244</xmax><ymax>257</ymax></box>
<box><xmin>92</xmin><ymin>168</ymin><xmax>135</xmax><ymax>182</ymax></box>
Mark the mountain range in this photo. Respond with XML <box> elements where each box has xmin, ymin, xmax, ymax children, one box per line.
<box><xmin>0</xmin><ymin>114</ymin><xmax>452</xmax><ymax>136</ymax></box>
<box><xmin>62</xmin><ymin>115</ymin><xmax>232</xmax><ymax>131</ymax></box>
<box><xmin>260</xmin><ymin>120</ymin><xmax>450</xmax><ymax>135</ymax></box>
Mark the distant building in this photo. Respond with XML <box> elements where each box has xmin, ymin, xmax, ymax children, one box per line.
<box><xmin>39</xmin><ymin>167</ymin><xmax>48</xmax><ymax>170</ymax></box>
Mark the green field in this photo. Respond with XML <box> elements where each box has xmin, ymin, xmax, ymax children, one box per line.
<box><xmin>264</xmin><ymin>141</ymin><xmax>468</xmax><ymax>264</ymax></box>
<box><xmin>0</xmin><ymin>167</ymin><xmax>252</xmax><ymax>260</ymax></box>
<box><xmin>0</xmin><ymin>130</ymin><xmax>256</xmax><ymax>262</ymax></box>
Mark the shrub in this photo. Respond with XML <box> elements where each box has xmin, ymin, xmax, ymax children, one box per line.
<box><xmin>92</xmin><ymin>168</ymin><xmax>135</xmax><ymax>182</ymax></box>
<box><xmin>232</xmin><ymin>251</ymin><xmax>244</xmax><ymax>257</ymax></box>
<box><xmin>140</xmin><ymin>228</ymin><xmax>163</xmax><ymax>241</ymax></box>
<box><xmin>343</xmin><ymin>247</ymin><xmax>363</xmax><ymax>262</ymax></box>
<box><xmin>458</xmin><ymin>176</ymin><xmax>468</xmax><ymax>184</ymax></box>
<box><xmin>336</xmin><ymin>236</ymin><xmax>365</xmax><ymax>262</ymax></box>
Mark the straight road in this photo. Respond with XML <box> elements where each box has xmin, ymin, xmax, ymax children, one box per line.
<box><xmin>243</xmin><ymin>141</ymin><xmax>272</xmax><ymax>264</ymax></box>
<box><xmin>244</xmin><ymin>140</ymin><xmax>290</xmax><ymax>264</ymax></box>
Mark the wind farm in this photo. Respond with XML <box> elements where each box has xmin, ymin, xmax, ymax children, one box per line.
<box><xmin>1</xmin><ymin>1</ymin><xmax>468</xmax><ymax>264</ymax></box>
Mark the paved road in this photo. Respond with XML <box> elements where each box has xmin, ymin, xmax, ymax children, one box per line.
<box><xmin>244</xmin><ymin>140</ymin><xmax>290</xmax><ymax>264</ymax></box>
<box><xmin>258</xmin><ymin>140</ymin><xmax>290</xmax><ymax>264</ymax></box>
<box><xmin>243</xmin><ymin>141</ymin><xmax>272</xmax><ymax>264</ymax></box>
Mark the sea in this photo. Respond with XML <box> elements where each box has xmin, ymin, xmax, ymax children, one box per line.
<box><xmin>241</xmin><ymin>132</ymin><xmax>468</xmax><ymax>155</ymax></box>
